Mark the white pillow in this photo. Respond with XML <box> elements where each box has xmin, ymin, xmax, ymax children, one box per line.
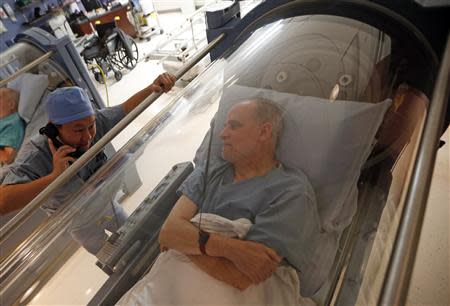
<box><xmin>7</xmin><ymin>73</ymin><xmax>49</xmax><ymax>123</ymax></box>
<box><xmin>195</xmin><ymin>85</ymin><xmax>391</xmax><ymax>232</ymax></box>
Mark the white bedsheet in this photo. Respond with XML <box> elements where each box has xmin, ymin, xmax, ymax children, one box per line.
<box><xmin>117</xmin><ymin>214</ymin><xmax>316</xmax><ymax>306</ymax></box>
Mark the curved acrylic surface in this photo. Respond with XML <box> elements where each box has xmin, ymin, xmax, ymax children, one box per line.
<box><xmin>1</xmin><ymin>14</ymin><xmax>433</xmax><ymax>305</ymax></box>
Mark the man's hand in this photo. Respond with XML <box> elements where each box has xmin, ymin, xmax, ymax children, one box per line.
<box><xmin>149</xmin><ymin>72</ymin><xmax>176</xmax><ymax>93</ymax></box>
<box><xmin>224</xmin><ymin>239</ymin><xmax>282</xmax><ymax>284</ymax></box>
<box><xmin>0</xmin><ymin>147</ymin><xmax>17</xmax><ymax>165</ymax></box>
<box><xmin>48</xmin><ymin>139</ymin><xmax>76</xmax><ymax>178</ymax></box>
<box><xmin>0</xmin><ymin>139</ymin><xmax>76</xmax><ymax>214</ymax></box>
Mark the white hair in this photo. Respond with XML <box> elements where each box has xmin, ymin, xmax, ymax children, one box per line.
<box><xmin>248</xmin><ymin>97</ymin><xmax>284</xmax><ymax>146</ymax></box>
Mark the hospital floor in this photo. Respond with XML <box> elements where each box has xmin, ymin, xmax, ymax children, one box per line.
<box><xmin>29</xmin><ymin>11</ymin><xmax>449</xmax><ymax>306</ymax></box>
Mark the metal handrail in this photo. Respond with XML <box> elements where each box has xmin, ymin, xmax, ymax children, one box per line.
<box><xmin>379</xmin><ymin>32</ymin><xmax>450</xmax><ymax>306</ymax></box>
<box><xmin>0</xmin><ymin>51</ymin><xmax>53</xmax><ymax>87</ymax></box>
<box><xmin>0</xmin><ymin>33</ymin><xmax>225</xmax><ymax>243</ymax></box>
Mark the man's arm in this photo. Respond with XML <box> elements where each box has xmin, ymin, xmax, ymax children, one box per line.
<box><xmin>159</xmin><ymin>195</ymin><xmax>282</xmax><ymax>284</ymax></box>
<box><xmin>158</xmin><ymin>196</ymin><xmax>253</xmax><ymax>289</ymax></box>
<box><xmin>0</xmin><ymin>140</ymin><xmax>75</xmax><ymax>215</ymax></box>
<box><xmin>0</xmin><ymin>174</ymin><xmax>56</xmax><ymax>214</ymax></box>
<box><xmin>159</xmin><ymin>195</ymin><xmax>211</xmax><ymax>255</ymax></box>
<box><xmin>121</xmin><ymin>73</ymin><xmax>176</xmax><ymax>114</ymax></box>
<box><xmin>187</xmin><ymin>255</ymin><xmax>252</xmax><ymax>291</ymax></box>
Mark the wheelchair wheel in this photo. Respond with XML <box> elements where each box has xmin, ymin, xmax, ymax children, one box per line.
<box><xmin>117</xmin><ymin>39</ymin><xmax>139</xmax><ymax>70</ymax></box>
<box><xmin>94</xmin><ymin>72</ymin><xmax>105</xmax><ymax>84</ymax></box>
<box><xmin>114</xmin><ymin>71</ymin><xmax>123</xmax><ymax>81</ymax></box>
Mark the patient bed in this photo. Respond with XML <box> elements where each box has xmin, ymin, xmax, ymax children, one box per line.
<box><xmin>3</xmin><ymin>74</ymin><xmax>50</xmax><ymax>161</ymax></box>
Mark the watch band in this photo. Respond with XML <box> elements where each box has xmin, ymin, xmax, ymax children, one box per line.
<box><xmin>198</xmin><ymin>230</ymin><xmax>210</xmax><ymax>255</ymax></box>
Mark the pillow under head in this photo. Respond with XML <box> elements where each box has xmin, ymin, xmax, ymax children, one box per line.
<box><xmin>195</xmin><ymin>85</ymin><xmax>391</xmax><ymax>232</ymax></box>
<box><xmin>7</xmin><ymin>73</ymin><xmax>49</xmax><ymax>123</ymax></box>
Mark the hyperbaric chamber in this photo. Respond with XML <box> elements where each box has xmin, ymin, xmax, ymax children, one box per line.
<box><xmin>1</xmin><ymin>2</ymin><xmax>443</xmax><ymax>305</ymax></box>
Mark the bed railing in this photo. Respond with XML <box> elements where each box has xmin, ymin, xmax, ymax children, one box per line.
<box><xmin>0</xmin><ymin>51</ymin><xmax>53</xmax><ymax>87</ymax></box>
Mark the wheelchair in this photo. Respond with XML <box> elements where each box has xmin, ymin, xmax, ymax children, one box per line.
<box><xmin>81</xmin><ymin>22</ymin><xmax>139</xmax><ymax>83</ymax></box>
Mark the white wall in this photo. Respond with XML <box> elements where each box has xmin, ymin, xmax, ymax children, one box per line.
<box><xmin>153</xmin><ymin>0</ymin><xmax>196</xmax><ymax>14</ymax></box>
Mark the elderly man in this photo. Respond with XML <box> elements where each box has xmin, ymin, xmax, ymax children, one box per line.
<box><xmin>0</xmin><ymin>88</ymin><xmax>23</xmax><ymax>165</ymax></box>
<box><xmin>0</xmin><ymin>72</ymin><xmax>176</xmax><ymax>254</ymax></box>
<box><xmin>118</xmin><ymin>98</ymin><xmax>321</xmax><ymax>305</ymax></box>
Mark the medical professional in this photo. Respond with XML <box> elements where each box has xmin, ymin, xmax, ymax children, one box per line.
<box><xmin>0</xmin><ymin>72</ymin><xmax>176</xmax><ymax>254</ymax></box>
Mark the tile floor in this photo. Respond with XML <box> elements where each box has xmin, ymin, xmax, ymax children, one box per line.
<box><xmin>29</xmin><ymin>8</ymin><xmax>449</xmax><ymax>306</ymax></box>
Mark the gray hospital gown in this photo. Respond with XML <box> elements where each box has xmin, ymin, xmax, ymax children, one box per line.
<box><xmin>178</xmin><ymin>160</ymin><xmax>323</xmax><ymax>296</ymax></box>
<box><xmin>2</xmin><ymin>105</ymin><xmax>128</xmax><ymax>254</ymax></box>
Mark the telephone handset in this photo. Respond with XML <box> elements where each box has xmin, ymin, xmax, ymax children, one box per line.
<box><xmin>39</xmin><ymin>123</ymin><xmax>85</xmax><ymax>159</ymax></box>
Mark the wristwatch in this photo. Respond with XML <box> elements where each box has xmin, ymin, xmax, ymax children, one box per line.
<box><xmin>198</xmin><ymin>230</ymin><xmax>210</xmax><ymax>255</ymax></box>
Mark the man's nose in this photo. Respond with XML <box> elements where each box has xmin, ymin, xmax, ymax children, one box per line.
<box><xmin>81</xmin><ymin>129</ymin><xmax>92</xmax><ymax>142</ymax></box>
<box><xmin>219</xmin><ymin>127</ymin><xmax>228</xmax><ymax>139</ymax></box>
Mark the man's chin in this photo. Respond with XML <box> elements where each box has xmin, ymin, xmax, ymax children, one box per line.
<box><xmin>221</xmin><ymin>149</ymin><xmax>230</xmax><ymax>161</ymax></box>
<box><xmin>78</xmin><ymin>145</ymin><xmax>90</xmax><ymax>152</ymax></box>
<box><xmin>221</xmin><ymin>151</ymin><xmax>235</xmax><ymax>163</ymax></box>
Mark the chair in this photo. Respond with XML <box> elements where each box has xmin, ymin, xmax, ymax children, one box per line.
<box><xmin>81</xmin><ymin>21</ymin><xmax>139</xmax><ymax>83</ymax></box>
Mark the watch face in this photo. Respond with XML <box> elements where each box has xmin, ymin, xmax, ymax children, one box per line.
<box><xmin>199</xmin><ymin>230</ymin><xmax>210</xmax><ymax>244</ymax></box>
<box><xmin>198</xmin><ymin>230</ymin><xmax>210</xmax><ymax>255</ymax></box>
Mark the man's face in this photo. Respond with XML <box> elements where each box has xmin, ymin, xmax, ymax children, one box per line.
<box><xmin>0</xmin><ymin>88</ymin><xmax>19</xmax><ymax>119</ymax></box>
<box><xmin>57</xmin><ymin>115</ymin><xmax>96</xmax><ymax>151</ymax></box>
<box><xmin>219</xmin><ymin>103</ymin><xmax>261</xmax><ymax>163</ymax></box>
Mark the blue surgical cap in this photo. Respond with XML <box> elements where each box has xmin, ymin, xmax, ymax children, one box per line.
<box><xmin>46</xmin><ymin>87</ymin><xmax>95</xmax><ymax>125</ymax></box>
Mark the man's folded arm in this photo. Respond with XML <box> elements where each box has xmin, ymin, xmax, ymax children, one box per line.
<box><xmin>159</xmin><ymin>195</ymin><xmax>238</xmax><ymax>259</ymax></box>
<box><xmin>159</xmin><ymin>195</ymin><xmax>208</xmax><ymax>255</ymax></box>
<box><xmin>159</xmin><ymin>195</ymin><xmax>282</xmax><ymax>284</ymax></box>
<box><xmin>187</xmin><ymin>255</ymin><xmax>253</xmax><ymax>291</ymax></box>
<box><xmin>158</xmin><ymin>195</ymin><xmax>254</xmax><ymax>290</ymax></box>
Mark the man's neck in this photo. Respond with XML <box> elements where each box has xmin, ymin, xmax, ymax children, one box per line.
<box><xmin>233</xmin><ymin>154</ymin><xmax>279</xmax><ymax>182</ymax></box>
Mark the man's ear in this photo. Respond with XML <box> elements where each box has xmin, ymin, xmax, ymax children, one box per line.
<box><xmin>259</xmin><ymin>122</ymin><xmax>273</xmax><ymax>141</ymax></box>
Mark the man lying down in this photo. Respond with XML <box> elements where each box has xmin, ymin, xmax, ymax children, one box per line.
<box><xmin>0</xmin><ymin>88</ymin><xmax>24</xmax><ymax>165</ymax></box>
<box><xmin>118</xmin><ymin>98</ymin><xmax>322</xmax><ymax>305</ymax></box>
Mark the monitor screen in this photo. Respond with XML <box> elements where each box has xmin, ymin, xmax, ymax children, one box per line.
<box><xmin>81</xmin><ymin>0</ymin><xmax>102</xmax><ymax>12</ymax></box>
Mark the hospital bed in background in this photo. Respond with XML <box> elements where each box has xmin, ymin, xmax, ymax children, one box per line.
<box><xmin>144</xmin><ymin>1</ymin><xmax>260</xmax><ymax>84</ymax></box>
<box><xmin>0</xmin><ymin>1</ymin><xmax>449</xmax><ymax>305</ymax></box>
